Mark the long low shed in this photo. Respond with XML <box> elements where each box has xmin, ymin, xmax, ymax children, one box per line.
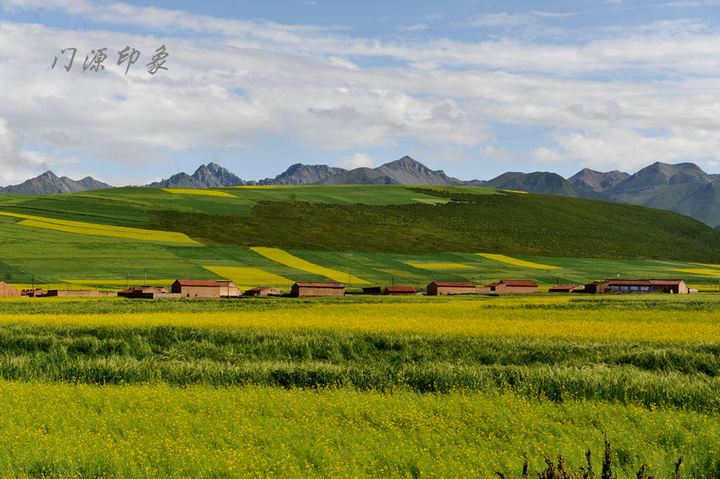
<box><xmin>426</xmin><ymin>281</ymin><xmax>477</xmax><ymax>296</ymax></box>
<box><xmin>291</xmin><ymin>282</ymin><xmax>345</xmax><ymax>297</ymax></box>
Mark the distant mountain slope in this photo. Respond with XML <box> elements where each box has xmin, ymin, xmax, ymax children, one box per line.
<box><xmin>374</xmin><ymin>156</ymin><xmax>464</xmax><ymax>186</ymax></box>
<box><xmin>605</xmin><ymin>162</ymin><xmax>719</xmax><ymax>197</ymax></box>
<box><xmin>484</xmin><ymin>171</ymin><xmax>609</xmax><ymax>201</ymax></box>
<box><xmin>0</xmin><ymin>171</ymin><xmax>111</xmax><ymax>195</ymax></box>
<box><xmin>315</xmin><ymin>168</ymin><xmax>398</xmax><ymax>185</ymax></box>
<box><xmin>592</xmin><ymin>162</ymin><xmax>720</xmax><ymax>228</ymax></box>
<box><xmin>147</xmin><ymin>163</ymin><xmax>253</xmax><ymax>188</ymax></box>
<box><xmin>260</xmin><ymin>164</ymin><xmax>345</xmax><ymax>185</ymax></box>
<box><xmin>568</xmin><ymin>168</ymin><xmax>630</xmax><ymax>193</ymax></box>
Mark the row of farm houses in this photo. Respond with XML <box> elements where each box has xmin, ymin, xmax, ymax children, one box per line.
<box><xmin>0</xmin><ymin>278</ymin><xmax>691</xmax><ymax>299</ymax></box>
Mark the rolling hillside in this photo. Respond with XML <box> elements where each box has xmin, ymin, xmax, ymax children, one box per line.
<box><xmin>1</xmin><ymin>185</ymin><xmax>720</xmax><ymax>293</ymax></box>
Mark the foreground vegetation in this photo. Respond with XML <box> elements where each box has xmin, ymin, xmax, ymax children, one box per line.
<box><xmin>0</xmin><ymin>295</ymin><xmax>718</xmax><ymax>415</ymax></box>
<box><xmin>0</xmin><ymin>380</ymin><xmax>715</xmax><ymax>478</ymax></box>
<box><xmin>0</xmin><ymin>292</ymin><xmax>718</xmax><ymax>477</ymax></box>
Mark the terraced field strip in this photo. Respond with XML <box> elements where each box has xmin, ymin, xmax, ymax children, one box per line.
<box><xmin>161</xmin><ymin>188</ymin><xmax>238</xmax><ymax>198</ymax></box>
<box><xmin>477</xmin><ymin>253</ymin><xmax>562</xmax><ymax>269</ymax></box>
<box><xmin>0</xmin><ymin>212</ymin><xmax>201</xmax><ymax>245</ymax></box>
<box><xmin>667</xmin><ymin>268</ymin><xmax>720</xmax><ymax>276</ymax></box>
<box><xmin>202</xmin><ymin>266</ymin><xmax>291</xmax><ymax>290</ymax></box>
<box><xmin>250</xmin><ymin>247</ymin><xmax>371</xmax><ymax>284</ymax></box>
<box><xmin>692</xmin><ymin>263</ymin><xmax>720</xmax><ymax>269</ymax></box>
<box><xmin>405</xmin><ymin>263</ymin><xmax>473</xmax><ymax>269</ymax></box>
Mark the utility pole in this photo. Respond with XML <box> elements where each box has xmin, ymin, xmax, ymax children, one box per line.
<box><xmin>144</xmin><ymin>268</ymin><xmax>147</xmax><ymax>286</ymax></box>
<box><xmin>126</xmin><ymin>273</ymin><xmax>130</xmax><ymax>289</ymax></box>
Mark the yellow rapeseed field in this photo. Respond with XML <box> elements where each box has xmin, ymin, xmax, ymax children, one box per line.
<box><xmin>692</xmin><ymin>263</ymin><xmax>720</xmax><ymax>269</ymax></box>
<box><xmin>0</xmin><ymin>212</ymin><xmax>200</xmax><ymax>244</ymax></box>
<box><xmin>203</xmin><ymin>266</ymin><xmax>291</xmax><ymax>290</ymax></box>
<box><xmin>160</xmin><ymin>188</ymin><xmax>238</xmax><ymax>197</ymax></box>
<box><xmin>668</xmin><ymin>268</ymin><xmax>720</xmax><ymax>276</ymax></box>
<box><xmin>1</xmin><ymin>297</ymin><xmax>718</xmax><ymax>343</ymax></box>
<box><xmin>477</xmin><ymin>253</ymin><xmax>562</xmax><ymax>269</ymax></box>
<box><xmin>0</xmin><ymin>379</ymin><xmax>711</xmax><ymax>478</ymax></box>
<box><xmin>251</xmin><ymin>247</ymin><xmax>371</xmax><ymax>284</ymax></box>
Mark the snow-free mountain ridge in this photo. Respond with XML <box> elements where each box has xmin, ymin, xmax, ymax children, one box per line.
<box><xmin>7</xmin><ymin>157</ymin><xmax>720</xmax><ymax>228</ymax></box>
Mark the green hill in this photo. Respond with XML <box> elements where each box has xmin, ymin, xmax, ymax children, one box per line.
<box><xmin>2</xmin><ymin>185</ymin><xmax>720</xmax><ymax>290</ymax></box>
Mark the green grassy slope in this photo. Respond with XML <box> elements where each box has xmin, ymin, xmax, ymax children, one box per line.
<box><xmin>147</xmin><ymin>187</ymin><xmax>720</xmax><ymax>262</ymax></box>
<box><xmin>2</xmin><ymin>185</ymin><xmax>720</xmax><ymax>289</ymax></box>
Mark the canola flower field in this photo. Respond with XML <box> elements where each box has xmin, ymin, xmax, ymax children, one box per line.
<box><xmin>476</xmin><ymin>253</ymin><xmax>562</xmax><ymax>269</ymax></box>
<box><xmin>250</xmin><ymin>247</ymin><xmax>371</xmax><ymax>284</ymax></box>
<box><xmin>0</xmin><ymin>212</ymin><xmax>200</xmax><ymax>245</ymax></box>
<box><xmin>0</xmin><ymin>294</ymin><xmax>718</xmax><ymax>477</ymax></box>
<box><xmin>0</xmin><ymin>381</ymin><xmax>716</xmax><ymax>478</ymax></box>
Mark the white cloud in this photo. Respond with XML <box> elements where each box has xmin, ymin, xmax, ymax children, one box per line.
<box><xmin>1</xmin><ymin>1</ymin><xmax>720</xmax><ymax>183</ymax></box>
<box><xmin>335</xmin><ymin>153</ymin><xmax>376</xmax><ymax>169</ymax></box>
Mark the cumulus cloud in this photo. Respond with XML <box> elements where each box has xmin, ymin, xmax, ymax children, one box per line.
<box><xmin>335</xmin><ymin>153</ymin><xmax>376</xmax><ymax>169</ymax></box>
<box><xmin>0</xmin><ymin>0</ymin><xmax>720</xmax><ymax>183</ymax></box>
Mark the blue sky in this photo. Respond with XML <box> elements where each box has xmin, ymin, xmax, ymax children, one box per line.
<box><xmin>1</xmin><ymin>0</ymin><xmax>720</xmax><ymax>186</ymax></box>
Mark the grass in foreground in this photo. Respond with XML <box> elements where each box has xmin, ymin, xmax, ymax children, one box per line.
<box><xmin>0</xmin><ymin>296</ymin><xmax>718</xmax><ymax>413</ymax></box>
<box><xmin>0</xmin><ymin>381</ymin><xmax>717</xmax><ymax>478</ymax></box>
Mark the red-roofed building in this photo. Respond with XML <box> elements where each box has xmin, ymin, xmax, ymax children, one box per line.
<box><xmin>584</xmin><ymin>279</ymin><xmax>688</xmax><ymax>294</ymax></box>
<box><xmin>384</xmin><ymin>286</ymin><xmax>417</xmax><ymax>295</ymax></box>
<box><xmin>426</xmin><ymin>281</ymin><xmax>477</xmax><ymax>296</ymax></box>
<box><xmin>291</xmin><ymin>282</ymin><xmax>345</xmax><ymax>298</ymax></box>
<box><xmin>492</xmin><ymin>280</ymin><xmax>538</xmax><ymax>294</ymax></box>
<box><xmin>172</xmin><ymin>279</ymin><xmax>237</xmax><ymax>299</ymax></box>
<box><xmin>648</xmin><ymin>279</ymin><xmax>688</xmax><ymax>294</ymax></box>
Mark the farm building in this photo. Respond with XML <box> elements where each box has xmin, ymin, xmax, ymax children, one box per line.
<box><xmin>244</xmin><ymin>287</ymin><xmax>282</xmax><ymax>297</ymax></box>
<box><xmin>21</xmin><ymin>289</ymin><xmax>46</xmax><ymax>297</ymax></box>
<box><xmin>584</xmin><ymin>281</ymin><xmax>612</xmax><ymax>294</ymax></box>
<box><xmin>384</xmin><ymin>286</ymin><xmax>417</xmax><ymax>295</ymax></box>
<box><xmin>549</xmin><ymin>284</ymin><xmax>584</xmax><ymax>293</ymax></box>
<box><xmin>491</xmin><ymin>280</ymin><xmax>538</xmax><ymax>294</ymax></box>
<box><xmin>648</xmin><ymin>279</ymin><xmax>688</xmax><ymax>294</ymax></box>
<box><xmin>217</xmin><ymin>281</ymin><xmax>242</xmax><ymax>297</ymax></box>
<box><xmin>0</xmin><ymin>282</ymin><xmax>20</xmax><ymax>298</ymax></box>
<box><xmin>584</xmin><ymin>279</ymin><xmax>688</xmax><ymax>294</ymax></box>
<box><xmin>117</xmin><ymin>286</ymin><xmax>179</xmax><ymax>299</ymax></box>
<box><xmin>362</xmin><ymin>286</ymin><xmax>383</xmax><ymax>295</ymax></box>
<box><xmin>172</xmin><ymin>280</ymin><xmax>224</xmax><ymax>299</ymax></box>
<box><xmin>291</xmin><ymin>282</ymin><xmax>345</xmax><ymax>298</ymax></box>
<box><xmin>46</xmin><ymin>290</ymin><xmax>117</xmax><ymax>297</ymax></box>
<box><xmin>426</xmin><ymin>281</ymin><xmax>477</xmax><ymax>296</ymax></box>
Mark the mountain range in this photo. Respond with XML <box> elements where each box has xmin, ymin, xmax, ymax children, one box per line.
<box><xmin>6</xmin><ymin>157</ymin><xmax>720</xmax><ymax>228</ymax></box>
